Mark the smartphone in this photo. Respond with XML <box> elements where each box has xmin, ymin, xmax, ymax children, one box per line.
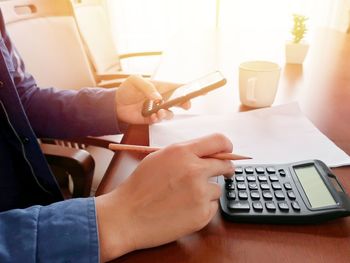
<box><xmin>142</xmin><ymin>71</ymin><xmax>227</xmax><ymax>117</ymax></box>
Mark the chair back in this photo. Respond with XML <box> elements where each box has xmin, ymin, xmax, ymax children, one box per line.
<box><xmin>72</xmin><ymin>0</ymin><xmax>122</xmax><ymax>74</ymax></box>
<box><xmin>347</xmin><ymin>9</ymin><xmax>350</xmax><ymax>34</ymax></box>
<box><xmin>0</xmin><ymin>0</ymin><xmax>96</xmax><ymax>89</ymax></box>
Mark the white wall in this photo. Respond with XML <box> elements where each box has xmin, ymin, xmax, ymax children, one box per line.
<box><xmin>106</xmin><ymin>0</ymin><xmax>350</xmax><ymax>54</ymax></box>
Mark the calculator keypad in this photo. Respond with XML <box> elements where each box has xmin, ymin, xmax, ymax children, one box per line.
<box><xmin>223</xmin><ymin>166</ymin><xmax>301</xmax><ymax>214</ymax></box>
<box><xmin>220</xmin><ymin>160</ymin><xmax>350</xmax><ymax>224</ymax></box>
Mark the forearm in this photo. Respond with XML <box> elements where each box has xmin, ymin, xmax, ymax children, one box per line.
<box><xmin>3</xmin><ymin>24</ymin><xmax>122</xmax><ymax>139</ymax></box>
<box><xmin>20</xmin><ymin>86</ymin><xmax>121</xmax><ymax>138</ymax></box>
<box><xmin>95</xmin><ymin>191</ymin><xmax>135</xmax><ymax>262</ymax></box>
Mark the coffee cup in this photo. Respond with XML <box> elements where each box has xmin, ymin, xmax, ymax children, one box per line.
<box><xmin>239</xmin><ymin>61</ymin><xmax>281</xmax><ymax>108</ymax></box>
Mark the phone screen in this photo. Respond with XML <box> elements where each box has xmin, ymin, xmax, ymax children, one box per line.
<box><xmin>142</xmin><ymin>71</ymin><xmax>226</xmax><ymax>116</ymax></box>
<box><xmin>167</xmin><ymin>71</ymin><xmax>225</xmax><ymax>101</ymax></box>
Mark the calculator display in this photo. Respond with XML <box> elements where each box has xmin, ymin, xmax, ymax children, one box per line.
<box><xmin>294</xmin><ymin>165</ymin><xmax>336</xmax><ymax>208</ymax></box>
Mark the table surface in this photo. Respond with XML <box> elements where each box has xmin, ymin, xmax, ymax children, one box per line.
<box><xmin>97</xmin><ymin>28</ymin><xmax>350</xmax><ymax>263</ymax></box>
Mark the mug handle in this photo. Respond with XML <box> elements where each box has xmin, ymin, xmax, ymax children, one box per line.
<box><xmin>247</xmin><ymin>77</ymin><xmax>256</xmax><ymax>102</ymax></box>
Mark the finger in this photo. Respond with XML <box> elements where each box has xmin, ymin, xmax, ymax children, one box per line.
<box><xmin>156</xmin><ymin>109</ymin><xmax>166</xmax><ymax>120</ymax></box>
<box><xmin>156</xmin><ymin>109</ymin><xmax>174</xmax><ymax>120</ymax></box>
<box><xmin>177</xmin><ymin>100</ymin><xmax>191</xmax><ymax>110</ymax></box>
<box><xmin>186</xmin><ymin>133</ymin><xmax>233</xmax><ymax>158</ymax></box>
<box><xmin>151</xmin><ymin>80</ymin><xmax>181</xmax><ymax>94</ymax></box>
<box><xmin>149</xmin><ymin>113</ymin><xmax>159</xmax><ymax>123</ymax></box>
<box><xmin>128</xmin><ymin>75</ymin><xmax>162</xmax><ymax>100</ymax></box>
<box><xmin>199</xmin><ymin>158</ymin><xmax>234</xmax><ymax>179</ymax></box>
<box><xmin>198</xmin><ymin>201</ymin><xmax>219</xmax><ymax>230</ymax></box>
<box><xmin>165</xmin><ymin>110</ymin><xmax>174</xmax><ymax>120</ymax></box>
<box><xmin>207</xmin><ymin>182</ymin><xmax>222</xmax><ymax>201</ymax></box>
<box><xmin>206</xmin><ymin>201</ymin><xmax>219</xmax><ymax>224</ymax></box>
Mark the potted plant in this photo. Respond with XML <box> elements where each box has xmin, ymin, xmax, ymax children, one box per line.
<box><xmin>285</xmin><ymin>14</ymin><xmax>309</xmax><ymax>64</ymax></box>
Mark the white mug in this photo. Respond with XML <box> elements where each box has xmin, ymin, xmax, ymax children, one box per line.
<box><xmin>239</xmin><ymin>61</ymin><xmax>281</xmax><ymax>108</ymax></box>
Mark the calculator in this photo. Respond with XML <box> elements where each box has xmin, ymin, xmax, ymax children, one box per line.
<box><xmin>219</xmin><ymin>160</ymin><xmax>350</xmax><ymax>224</ymax></box>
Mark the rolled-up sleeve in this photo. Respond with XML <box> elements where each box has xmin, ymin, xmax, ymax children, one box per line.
<box><xmin>0</xmin><ymin>198</ymin><xmax>99</xmax><ymax>263</ymax></box>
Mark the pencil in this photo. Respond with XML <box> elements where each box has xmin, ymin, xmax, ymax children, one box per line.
<box><xmin>108</xmin><ymin>143</ymin><xmax>252</xmax><ymax>161</ymax></box>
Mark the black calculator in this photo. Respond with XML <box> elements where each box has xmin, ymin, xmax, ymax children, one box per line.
<box><xmin>219</xmin><ymin>160</ymin><xmax>350</xmax><ymax>224</ymax></box>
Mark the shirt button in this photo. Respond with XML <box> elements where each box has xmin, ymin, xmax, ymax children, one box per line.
<box><xmin>21</xmin><ymin>136</ymin><xmax>30</xmax><ymax>144</ymax></box>
<box><xmin>0</xmin><ymin>81</ymin><xmax>4</xmax><ymax>88</ymax></box>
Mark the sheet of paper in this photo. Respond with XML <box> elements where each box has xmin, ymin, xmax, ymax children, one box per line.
<box><xmin>149</xmin><ymin>103</ymin><xmax>350</xmax><ymax>167</ymax></box>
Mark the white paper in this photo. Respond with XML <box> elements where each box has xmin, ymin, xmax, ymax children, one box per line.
<box><xmin>149</xmin><ymin>103</ymin><xmax>350</xmax><ymax>167</ymax></box>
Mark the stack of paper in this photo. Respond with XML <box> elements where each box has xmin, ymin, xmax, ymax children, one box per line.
<box><xmin>149</xmin><ymin>103</ymin><xmax>350</xmax><ymax>167</ymax></box>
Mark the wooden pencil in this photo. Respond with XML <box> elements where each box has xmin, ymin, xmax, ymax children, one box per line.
<box><xmin>108</xmin><ymin>143</ymin><xmax>252</xmax><ymax>161</ymax></box>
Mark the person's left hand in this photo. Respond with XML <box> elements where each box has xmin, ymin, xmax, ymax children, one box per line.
<box><xmin>115</xmin><ymin>75</ymin><xmax>191</xmax><ymax>124</ymax></box>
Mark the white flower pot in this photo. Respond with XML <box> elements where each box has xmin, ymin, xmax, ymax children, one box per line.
<box><xmin>285</xmin><ymin>42</ymin><xmax>309</xmax><ymax>64</ymax></box>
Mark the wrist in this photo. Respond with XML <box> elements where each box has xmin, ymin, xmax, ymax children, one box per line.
<box><xmin>95</xmin><ymin>191</ymin><xmax>135</xmax><ymax>262</ymax></box>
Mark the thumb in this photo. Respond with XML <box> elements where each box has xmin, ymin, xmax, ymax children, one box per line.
<box><xmin>129</xmin><ymin>75</ymin><xmax>162</xmax><ymax>100</ymax></box>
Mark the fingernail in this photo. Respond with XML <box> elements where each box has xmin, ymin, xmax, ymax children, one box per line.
<box><xmin>151</xmin><ymin>92</ymin><xmax>162</xmax><ymax>100</ymax></box>
<box><xmin>154</xmin><ymin>99</ymin><xmax>164</xmax><ymax>106</ymax></box>
<box><xmin>158</xmin><ymin>110</ymin><xmax>166</xmax><ymax>119</ymax></box>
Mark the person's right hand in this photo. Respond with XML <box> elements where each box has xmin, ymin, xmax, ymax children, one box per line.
<box><xmin>95</xmin><ymin>133</ymin><xmax>235</xmax><ymax>262</ymax></box>
<box><xmin>115</xmin><ymin>75</ymin><xmax>191</xmax><ymax>124</ymax></box>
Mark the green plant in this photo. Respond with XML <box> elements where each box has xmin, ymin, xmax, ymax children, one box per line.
<box><xmin>291</xmin><ymin>14</ymin><xmax>308</xmax><ymax>44</ymax></box>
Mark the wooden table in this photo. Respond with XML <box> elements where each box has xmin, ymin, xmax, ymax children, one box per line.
<box><xmin>97</xmin><ymin>28</ymin><xmax>350</xmax><ymax>262</ymax></box>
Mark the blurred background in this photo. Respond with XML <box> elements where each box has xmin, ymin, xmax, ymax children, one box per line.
<box><xmin>106</xmin><ymin>0</ymin><xmax>350</xmax><ymax>54</ymax></box>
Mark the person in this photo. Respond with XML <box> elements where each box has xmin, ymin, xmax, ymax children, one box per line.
<box><xmin>0</xmin><ymin>11</ymin><xmax>234</xmax><ymax>263</ymax></box>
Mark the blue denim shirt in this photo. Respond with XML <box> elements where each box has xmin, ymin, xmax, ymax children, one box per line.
<box><xmin>0</xmin><ymin>10</ymin><xmax>121</xmax><ymax>262</ymax></box>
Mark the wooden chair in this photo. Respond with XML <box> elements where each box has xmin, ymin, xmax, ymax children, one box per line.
<box><xmin>40</xmin><ymin>143</ymin><xmax>95</xmax><ymax>198</ymax></box>
<box><xmin>347</xmin><ymin>9</ymin><xmax>350</xmax><ymax>34</ymax></box>
<box><xmin>1</xmin><ymin>0</ymin><xmax>124</xmax><ymax>89</ymax></box>
<box><xmin>71</xmin><ymin>0</ymin><xmax>162</xmax><ymax>87</ymax></box>
<box><xmin>0</xmin><ymin>0</ymin><xmax>122</xmax><ymax>196</ymax></box>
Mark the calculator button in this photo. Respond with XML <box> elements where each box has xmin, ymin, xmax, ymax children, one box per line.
<box><xmin>260</xmin><ymin>183</ymin><xmax>270</xmax><ymax>190</ymax></box>
<box><xmin>271</xmin><ymin>182</ymin><xmax>282</xmax><ymax>190</ymax></box>
<box><xmin>252</xmin><ymin>201</ymin><xmax>263</xmax><ymax>211</ymax></box>
<box><xmin>228</xmin><ymin>201</ymin><xmax>250</xmax><ymax>211</ymax></box>
<box><xmin>255</xmin><ymin>167</ymin><xmax>265</xmax><ymax>174</ymax></box>
<box><xmin>248</xmin><ymin>182</ymin><xmax>258</xmax><ymax>190</ymax></box>
<box><xmin>278</xmin><ymin>201</ymin><xmax>289</xmax><ymax>211</ymax></box>
<box><xmin>269</xmin><ymin>175</ymin><xmax>279</xmax><ymax>182</ymax></box>
<box><xmin>247</xmin><ymin>175</ymin><xmax>256</xmax><ymax>182</ymax></box>
<box><xmin>237</xmin><ymin>183</ymin><xmax>246</xmax><ymax>190</ymax></box>
<box><xmin>278</xmin><ymin>169</ymin><xmax>286</xmax><ymax>177</ymax></box>
<box><xmin>235</xmin><ymin>167</ymin><xmax>243</xmax><ymax>174</ymax></box>
<box><xmin>245</xmin><ymin>167</ymin><xmax>254</xmax><ymax>174</ymax></box>
<box><xmin>227</xmin><ymin>191</ymin><xmax>236</xmax><ymax>200</ymax></box>
<box><xmin>274</xmin><ymin>190</ymin><xmax>285</xmax><ymax>200</ymax></box>
<box><xmin>291</xmin><ymin>201</ymin><xmax>301</xmax><ymax>211</ymax></box>
<box><xmin>235</xmin><ymin>175</ymin><xmax>245</xmax><ymax>182</ymax></box>
<box><xmin>284</xmin><ymin>183</ymin><xmax>293</xmax><ymax>190</ymax></box>
<box><xmin>238</xmin><ymin>191</ymin><xmax>248</xmax><ymax>200</ymax></box>
<box><xmin>225</xmin><ymin>178</ymin><xmax>233</xmax><ymax>184</ymax></box>
<box><xmin>287</xmin><ymin>191</ymin><xmax>296</xmax><ymax>200</ymax></box>
<box><xmin>262</xmin><ymin>191</ymin><xmax>273</xmax><ymax>200</ymax></box>
<box><xmin>225</xmin><ymin>183</ymin><xmax>235</xmax><ymax>190</ymax></box>
<box><xmin>266</xmin><ymin>167</ymin><xmax>276</xmax><ymax>174</ymax></box>
<box><xmin>258</xmin><ymin>175</ymin><xmax>268</xmax><ymax>182</ymax></box>
<box><xmin>250</xmin><ymin>191</ymin><xmax>260</xmax><ymax>200</ymax></box>
<box><xmin>265</xmin><ymin>201</ymin><xmax>276</xmax><ymax>211</ymax></box>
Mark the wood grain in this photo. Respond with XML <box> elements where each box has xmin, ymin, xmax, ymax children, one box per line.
<box><xmin>97</xmin><ymin>29</ymin><xmax>350</xmax><ymax>263</ymax></box>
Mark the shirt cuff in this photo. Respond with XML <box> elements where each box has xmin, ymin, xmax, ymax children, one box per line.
<box><xmin>37</xmin><ymin>198</ymin><xmax>99</xmax><ymax>263</ymax></box>
<box><xmin>90</xmin><ymin>87</ymin><xmax>129</xmax><ymax>135</ymax></box>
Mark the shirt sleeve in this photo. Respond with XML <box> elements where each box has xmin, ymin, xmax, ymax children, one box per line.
<box><xmin>2</xmin><ymin>18</ymin><xmax>123</xmax><ymax>139</ymax></box>
<box><xmin>0</xmin><ymin>198</ymin><xmax>99</xmax><ymax>263</ymax></box>
<box><xmin>19</xmin><ymin>85</ymin><xmax>122</xmax><ymax>138</ymax></box>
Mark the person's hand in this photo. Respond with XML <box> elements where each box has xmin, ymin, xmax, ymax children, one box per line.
<box><xmin>95</xmin><ymin>133</ymin><xmax>234</xmax><ymax>262</ymax></box>
<box><xmin>115</xmin><ymin>75</ymin><xmax>191</xmax><ymax>124</ymax></box>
